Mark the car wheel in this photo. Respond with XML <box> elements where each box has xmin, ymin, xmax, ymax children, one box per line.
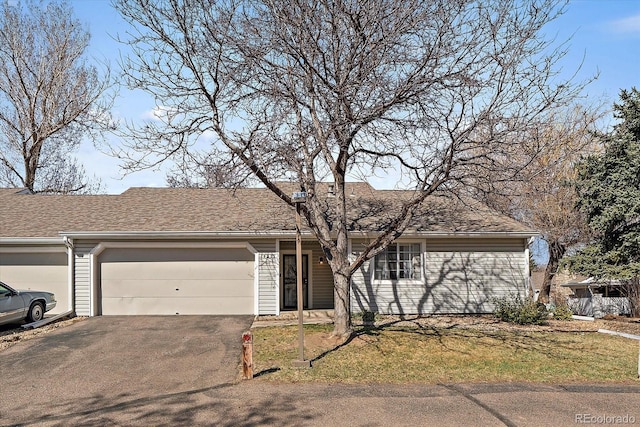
<box><xmin>27</xmin><ymin>302</ymin><xmax>44</xmax><ymax>323</ymax></box>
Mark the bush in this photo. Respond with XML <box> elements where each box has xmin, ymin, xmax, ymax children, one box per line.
<box><xmin>493</xmin><ymin>294</ymin><xmax>548</xmax><ymax>325</ymax></box>
<box><xmin>551</xmin><ymin>304</ymin><xmax>573</xmax><ymax>320</ymax></box>
<box><xmin>352</xmin><ymin>310</ymin><xmax>379</xmax><ymax>326</ymax></box>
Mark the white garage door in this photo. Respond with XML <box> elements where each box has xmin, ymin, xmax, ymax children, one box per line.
<box><xmin>99</xmin><ymin>247</ymin><xmax>254</xmax><ymax>315</ymax></box>
<box><xmin>0</xmin><ymin>251</ymin><xmax>69</xmax><ymax>314</ymax></box>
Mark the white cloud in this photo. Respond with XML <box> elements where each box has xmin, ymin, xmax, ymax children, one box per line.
<box><xmin>608</xmin><ymin>13</ymin><xmax>640</xmax><ymax>33</ymax></box>
<box><xmin>140</xmin><ymin>105</ymin><xmax>176</xmax><ymax>122</ymax></box>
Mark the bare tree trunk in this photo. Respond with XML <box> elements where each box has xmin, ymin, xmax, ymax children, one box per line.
<box><xmin>333</xmin><ymin>268</ymin><xmax>352</xmax><ymax>337</ymax></box>
<box><xmin>539</xmin><ymin>239</ymin><xmax>566</xmax><ymax>304</ymax></box>
<box><xmin>625</xmin><ymin>278</ymin><xmax>640</xmax><ymax>318</ymax></box>
<box><xmin>330</xmin><ymin>182</ymin><xmax>353</xmax><ymax>336</ymax></box>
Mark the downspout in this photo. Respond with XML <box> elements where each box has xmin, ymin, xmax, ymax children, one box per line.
<box><xmin>275</xmin><ymin>239</ymin><xmax>281</xmax><ymax>316</ymax></box>
<box><xmin>63</xmin><ymin>236</ymin><xmax>75</xmax><ymax>315</ymax></box>
<box><xmin>525</xmin><ymin>237</ymin><xmax>533</xmax><ymax>299</ymax></box>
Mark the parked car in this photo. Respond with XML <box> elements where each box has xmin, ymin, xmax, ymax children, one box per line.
<box><xmin>0</xmin><ymin>281</ymin><xmax>56</xmax><ymax>326</ymax></box>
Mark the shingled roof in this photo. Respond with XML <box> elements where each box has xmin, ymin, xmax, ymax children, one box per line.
<box><xmin>0</xmin><ymin>183</ymin><xmax>534</xmax><ymax>239</ymax></box>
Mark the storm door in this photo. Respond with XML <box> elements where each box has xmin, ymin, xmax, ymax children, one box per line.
<box><xmin>282</xmin><ymin>254</ymin><xmax>309</xmax><ymax>309</ymax></box>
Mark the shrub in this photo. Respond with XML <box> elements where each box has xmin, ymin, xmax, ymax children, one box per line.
<box><xmin>493</xmin><ymin>294</ymin><xmax>549</xmax><ymax>325</ymax></box>
<box><xmin>551</xmin><ymin>304</ymin><xmax>573</xmax><ymax>320</ymax></box>
<box><xmin>352</xmin><ymin>310</ymin><xmax>379</xmax><ymax>326</ymax></box>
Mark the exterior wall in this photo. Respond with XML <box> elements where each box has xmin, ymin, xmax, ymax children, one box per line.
<box><xmin>0</xmin><ymin>248</ymin><xmax>69</xmax><ymax>314</ymax></box>
<box><xmin>568</xmin><ymin>294</ymin><xmax>631</xmax><ymax>317</ymax></box>
<box><xmin>70</xmin><ymin>236</ymin><xmax>528</xmax><ymax>317</ymax></box>
<box><xmin>251</xmin><ymin>240</ymin><xmax>279</xmax><ymax>315</ymax></box>
<box><xmin>73</xmin><ymin>238</ymin><xmax>278</xmax><ymax>316</ymax></box>
<box><xmin>279</xmin><ymin>240</ymin><xmax>334</xmax><ymax>309</ymax></box>
<box><xmin>258</xmin><ymin>253</ymin><xmax>278</xmax><ymax>315</ymax></box>
<box><xmin>550</xmin><ymin>268</ymin><xmax>587</xmax><ymax>304</ymax></box>
<box><xmin>351</xmin><ymin>238</ymin><xmax>528</xmax><ymax>315</ymax></box>
<box><xmin>74</xmin><ymin>241</ymin><xmax>97</xmax><ymax>316</ymax></box>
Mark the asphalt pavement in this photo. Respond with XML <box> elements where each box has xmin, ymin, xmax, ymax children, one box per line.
<box><xmin>1</xmin><ymin>316</ymin><xmax>639</xmax><ymax>426</ymax></box>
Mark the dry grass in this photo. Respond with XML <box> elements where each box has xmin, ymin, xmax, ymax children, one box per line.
<box><xmin>251</xmin><ymin>322</ymin><xmax>640</xmax><ymax>383</ymax></box>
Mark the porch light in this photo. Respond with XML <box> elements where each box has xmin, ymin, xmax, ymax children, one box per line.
<box><xmin>319</xmin><ymin>256</ymin><xmax>325</xmax><ymax>265</ymax></box>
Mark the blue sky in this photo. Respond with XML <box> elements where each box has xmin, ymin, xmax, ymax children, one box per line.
<box><xmin>68</xmin><ymin>0</ymin><xmax>640</xmax><ymax>194</ymax></box>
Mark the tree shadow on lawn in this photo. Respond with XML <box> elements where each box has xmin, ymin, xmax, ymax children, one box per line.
<box><xmin>310</xmin><ymin>316</ymin><xmax>612</xmax><ymax>365</ymax></box>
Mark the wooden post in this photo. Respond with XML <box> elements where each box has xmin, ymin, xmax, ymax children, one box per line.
<box><xmin>242</xmin><ymin>331</ymin><xmax>253</xmax><ymax>379</ymax></box>
<box><xmin>296</xmin><ymin>202</ymin><xmax>305</xmax><ymax>362</ymax></box>
<box><xmin>292</xmin><ymin>201</ymin><xmax>311</xmax><ymax>368</ymax></box>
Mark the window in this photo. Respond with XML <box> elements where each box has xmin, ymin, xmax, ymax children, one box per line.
<box><xmin>374</xmin><ymin>243</ymin><xmax>422</xmax><ymax>280</ymax></box>
<box><xmin>0</xmin><ymin>284</ymin><xmax>12</xmax><ymax>298</ymax></box>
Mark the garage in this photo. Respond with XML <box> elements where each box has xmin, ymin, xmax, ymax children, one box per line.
<box><xmin>0</xmin><ymin>250</ymin><xmax>69</xmax><ymax>314</ymax></box>
<box><xmin>99</xmin><ymin>247</ymin><xmax>255</xmax><ymax>315</ymax></box>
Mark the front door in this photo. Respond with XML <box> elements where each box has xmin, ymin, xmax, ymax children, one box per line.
<box><xmin>282</xmin><ymin>254</ymin><xmax>308</xmax><ymax>309</ymax></box>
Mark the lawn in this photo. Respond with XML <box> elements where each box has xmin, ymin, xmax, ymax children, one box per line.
<box><xmin>250</xmin><ymin>322</ymin><xmax>640</xmax><ymax>383</ymax></box>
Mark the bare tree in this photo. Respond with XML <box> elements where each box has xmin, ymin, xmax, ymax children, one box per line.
<box><xmin>113</xmin><ymin>0</ymin><xmax>582</xmax><ymax>335</ymax></box>
<box><xmin>0</xmin><ymin>0</ymin><xmax>112</xmax><ymax>194</ymax></box>
<box><xmin>473</xmin><ymin>104</ymin><xmax>604</xmax><ymax>303</ymax></box>
<box><xmin>166</xmin><ymin>150</ymin><xmax>255</xmax><ymax>188</ymax></box>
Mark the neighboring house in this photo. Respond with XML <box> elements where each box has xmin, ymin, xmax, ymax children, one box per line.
<box><xmin>0</xmin><ymin>183</ymin><xmax>535</xmax><ymax>317</ymax></box>
<box><xmin>563</xmin><ymin>278</ymin><xmax>631</xmax><ymax>318</ymax></box>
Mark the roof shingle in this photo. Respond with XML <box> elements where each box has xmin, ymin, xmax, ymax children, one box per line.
<box><xmin>0</xmin><ymin>183</ymin><xmax>534</xmax><ymax>238</ymax></box>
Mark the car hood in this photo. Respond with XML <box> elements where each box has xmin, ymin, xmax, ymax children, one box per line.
<box><xmin>16</xmin><ymin>289</ymin><xmax>55</xmax><ymax>297</ymax></box>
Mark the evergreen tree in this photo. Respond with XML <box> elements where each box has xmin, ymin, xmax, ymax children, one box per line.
<box><xmin>566</xmin><ymin>88</ymin><xmax>640</xmax><ymax>315</ymax></box>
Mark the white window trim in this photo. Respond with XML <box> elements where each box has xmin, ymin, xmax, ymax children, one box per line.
<box><xmin>371</xmin><ymin>241</ymin><xmax>425</xmax><ymax>284</ymax></box>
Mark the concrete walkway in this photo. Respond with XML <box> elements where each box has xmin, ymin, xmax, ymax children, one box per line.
<box><xmin>252</xmin><ymin>309</ymin><xmax>335</xmax><ymax>327</ymax></box>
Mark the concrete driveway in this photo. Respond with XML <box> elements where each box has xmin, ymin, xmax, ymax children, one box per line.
<box><xmin>0</xmin><ymin>315</ymin><xmax>253</xmax><ymax>426</ymax></box>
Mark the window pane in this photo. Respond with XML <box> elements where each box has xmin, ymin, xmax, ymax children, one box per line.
<box><xmin>374</xmin><ymin>243</ymin><xmax>421</xmax><ymax>280</ymax></box>
<box><xmin>387</xmin><ymin>245</ymin><xmax>397</xmax><ymax>280</ymax></box>
<box><xmin>374</xmin><ymin>248</ymin><xmax>391</xmax><ymax>280</ymax></box>
<box><xmin>411</xmin><ymin>243</ymin><xmax>421</xmax><ymax>280</ymax></box>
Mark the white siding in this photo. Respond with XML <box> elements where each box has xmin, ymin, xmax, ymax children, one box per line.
<box><xmin>351</xmin><ymin>238</ymin><xmax>527</xmax><ymax>315</ymax></box>
<box><xmin>73</xmin><ymin>242</ymin><xmax>97</xmax><ymax>316</ymax></box>
<box><xmin>258</xmin><ymin>253</ymin><xmax>278</xmax><ymax>315</ymax></box>
<box><xmin>252</xmin><ymin>239</ymin><xmax>279</xmax><ymax>314</ymax></box>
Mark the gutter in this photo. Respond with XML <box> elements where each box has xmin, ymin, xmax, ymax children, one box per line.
<box><xmin>348</xmin><ymin>231</ymin><xmax>539</xmax><ymax>239</ymax></box>
<box><xmin>64</xmin><ymin>237</ymin><xmax>75</xmax><ymax>316</ymax></box>
<box><xmin>58</xmin><ymin>230</ymin><xmax>538</xmax><ymax>240</ymax></box>
<box><xmin>59</xmin><ymin>231</ymin><xmax>300</xmax><ymax>239</ymax></box>
<box><xmin>0</xmin><ymin>237</ymin><xmax>66</xmax><ymax>245</ymax></box>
